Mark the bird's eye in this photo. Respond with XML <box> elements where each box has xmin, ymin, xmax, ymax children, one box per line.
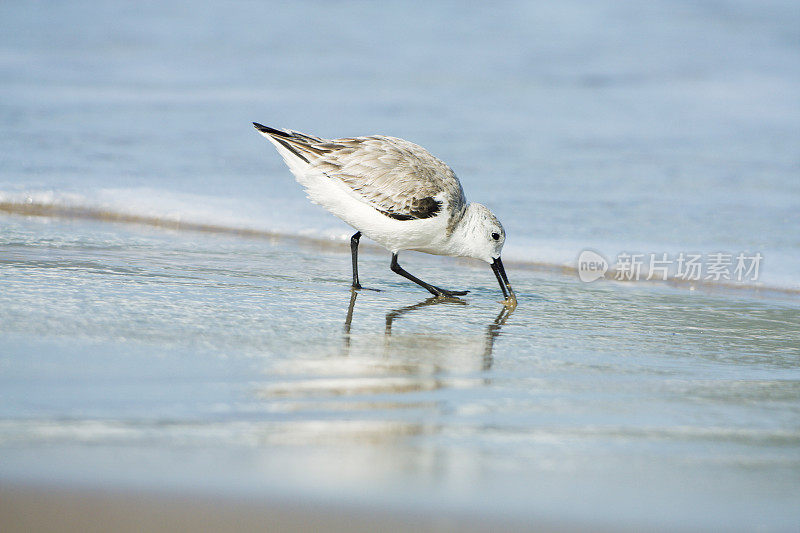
<box><xmin>491</xmin><ymin>232</ymin><xmax>500</xmax><ymax>241</ymax></box>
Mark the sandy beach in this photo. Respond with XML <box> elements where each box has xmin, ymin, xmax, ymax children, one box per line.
<box><xmin>3</xmin><ymin>484</ymin><xmax>564</xmax><ymax>533</ymax></box>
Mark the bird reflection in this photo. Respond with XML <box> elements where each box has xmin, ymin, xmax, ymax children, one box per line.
<box><xmin>482</xmin><ymin>304</ymin><xmax>513</xmax><ymax>370</ymax></box>
<box><xmin>343</xmin><ymin>289</ymin><xmax>358</xmax><ymax>341</ymax></box>
<box><xmin>384</xmin><ymin>296</ymin><xmax>466</xmax><ymax>335</ymax></box>
<box><xmin>343</xmin><ymin>290</ymin><xmax>513</xmax><ymax>369</ymax></box>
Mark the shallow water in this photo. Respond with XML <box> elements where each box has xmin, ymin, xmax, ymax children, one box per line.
<box><xmin>1</xmin><ymin>1</ymin><xmax>800</xmax><ymax>530</ymax></box>
<box><xmin>1</xmin><ymin>215</ymin><xmax>799</xmax><ymax>530</ymax></box>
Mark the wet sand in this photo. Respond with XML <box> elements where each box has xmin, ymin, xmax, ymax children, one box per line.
<box><xmin>1</xmin><ymin>484</ymin><xmax>560</xmax><ymax>533</ymax></box>
<box><xmin>1</xmin><ymin>214</ymin><xmax>799</xmax><ymax>532</ymax></box>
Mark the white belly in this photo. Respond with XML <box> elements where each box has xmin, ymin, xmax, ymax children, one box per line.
<box><xmin>309</xmin><ymin>171</ymin><xmax>452</xmax><ymax>253</ymax></box>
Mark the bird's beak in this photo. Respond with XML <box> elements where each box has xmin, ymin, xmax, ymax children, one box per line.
<box><xmin>491</xmin><ymin>257</ymin><xmax>517</xmax><ymax>307</ymax></box>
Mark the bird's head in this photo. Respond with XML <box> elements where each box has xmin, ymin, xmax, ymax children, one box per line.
<box><xmin>456</xmin><ymin>203</ymin><xmax>505</xmax><ymax>262</ymax></box>
<box><xmin>454</xmin><ymin>203</ymin><xmax>516</xmax><ymax>306</ymax></box>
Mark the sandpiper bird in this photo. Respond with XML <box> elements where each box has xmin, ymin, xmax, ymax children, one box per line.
<box><xmin>253</xmin><ymin>123</ymin><xmax>516</xmax><ymax>305</ymax></box>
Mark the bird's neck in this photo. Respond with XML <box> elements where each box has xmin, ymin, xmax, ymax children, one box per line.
<box><xmin>446</xmin><ymin>203</ymin><xmax>483</xmax><ymax>259</ymax></box>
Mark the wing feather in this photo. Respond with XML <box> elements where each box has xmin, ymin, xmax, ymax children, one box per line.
<box><xmin>254</xmin><ymin>124</ymin><xmax>467</xmax><ymax>223</ymax></box>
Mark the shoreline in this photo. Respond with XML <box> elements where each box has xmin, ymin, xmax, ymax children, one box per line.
<box><xmin>2</xmin><ymin>200</ymin><xmax>797</xmax><ymax>300</ymax></box>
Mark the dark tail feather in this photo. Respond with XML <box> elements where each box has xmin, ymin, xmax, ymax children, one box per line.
<box><xmin>253</xmin><ymin>123</ymin><xmax>313</xmax><ymax>163</ymax></box>
<box><xmin>253</xmin><ymin>122</ymin><xmax>291</xmax><ymax>138</ymax></box>
<box><xmin>252</xmin><ymin>123</ymin><xmax>324</xmax><ymax>144</ymax></box>
<box><xmin>252</xmin><ymin>123</ymin><xmax>332</xmax><ymax>164</ymax></box>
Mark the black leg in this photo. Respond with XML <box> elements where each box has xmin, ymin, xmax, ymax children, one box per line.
<box><xmin>390</xmin><ymin>253</ymin><xmax>469</xmax><ymax>297</ymax></box>
<box><xmin>350</xmin><ymin>231</ymin><xmax>362</xmax><ymax>289</ymax></box>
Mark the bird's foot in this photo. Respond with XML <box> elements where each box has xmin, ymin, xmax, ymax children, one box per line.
<box><xmin>431</xmin><ymin>287</ymin><xmax>469</xmax><ymax>298</ymax></box>
<box><xmin>352</xmin><ymin>283</ymin><xmax>381</xmax><ymax>292</ymax></box>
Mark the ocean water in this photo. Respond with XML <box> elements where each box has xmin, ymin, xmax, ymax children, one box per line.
<box><xmin>1</xmin><ymin>1</ymin><xmax>799</xmax><ymax>530</ymax></box>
